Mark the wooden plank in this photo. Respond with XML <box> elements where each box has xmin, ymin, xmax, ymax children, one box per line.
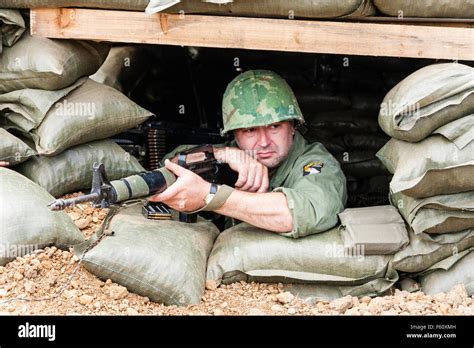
<box><xmin>30</xmin><ymin>8</ymin><xmax>474</xmax><ymax>60</ymax></box>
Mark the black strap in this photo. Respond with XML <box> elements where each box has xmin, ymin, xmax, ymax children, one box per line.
<box><xmin>121</xmin><ymin>178</ymin><xmax>133</xmax><ymax>199</ymax></box>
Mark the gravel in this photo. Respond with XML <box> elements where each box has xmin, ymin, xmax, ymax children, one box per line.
<box><xmin>0</xmin><ymin>193</ymin><xmax>472</xmax><ymax>315</ymax></box>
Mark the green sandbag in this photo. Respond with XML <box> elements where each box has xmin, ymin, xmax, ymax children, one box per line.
<box><xmin>30</xmin><ymin>78</ymin><xmax>153</xmax><ymax>155</ymax></box>
<box><xmin>74</xmin><ymin>204</ymin><xmax>219</xmax><ymax>305</ymax></box>
<box><xmin>374</xmin><ymin>0</ymin><xmax>474</xmax><ymax>19</ymax></box>
<box><xmin>0</xmin><ymin>0</ymin><xmax>150</xmax><ymax>11</ymax></box>
<box><xmin>392</xmin><ymin>229</ymin><xmax>474</xmax><ymax>273</ymax></box>
<box><xmin>419</xmin><ymin>250</ymin><xmax>474</xmax><ymax>296</ymax></box>
<box><xmin>378</xmin><ymin>63</ymin><xmax>474</xmax><ymax>142</ymax></box>
<box><xmin>0</xmin><ymin>128</ymin><xmax>36</xmax><ymax>165</ymax></box>
<box><xmin>207</xmin><ymin>223</ymin><xmax>398</xmax><ymax>296</ymax></box>
<box><xmin>15</xmin><ymin>139</ymin><xmax>145</xmax><ymax>198</ymax></box>
<box><xmin>0</xmin><ymin>78</ymin><xmax>86</xmax><ymax>133</ymax></box>
<box><xmin>0</xmin><ymin>168</ymin><xmax>84</xmax><ymax>266</ymax></box>
<box><xmin>376</xmin><ymin>135</ymin><xmax>474</xmax><ymax>198</ymax></box>
<box><xmin>147</xmin><ymin>0</ymin><xmax>376</xmax><ymax>18</ymax></box>
<box><xmin>0</xmin><ymin>9</ymin><xmax>25</xmax><ymax>52</ymax></box>
<box><xmin>0</xmin><ymin>31</ymin><xmax>109</xmax><ymax>94</ymax></box>
<box><xmin>391</xmin><ymin>191</ymin><xmax>474</xmax><ymax>235</ymax></box>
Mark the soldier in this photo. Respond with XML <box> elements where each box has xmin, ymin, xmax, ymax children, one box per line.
<box><xmin>149</xmin><ymin>70</ymin><xmax>347</xmax><ymax>238</ymax></box>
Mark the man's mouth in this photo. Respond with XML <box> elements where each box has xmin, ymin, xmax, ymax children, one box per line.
<box><xmin>257</xmin><ymin>152</ymin><xmax>274</xmax><ymax>159</ymax></box>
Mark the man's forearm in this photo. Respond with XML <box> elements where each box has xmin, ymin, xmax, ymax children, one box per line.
<box><xmin>214</xmin><ymin>190</ymin><xmax>293</xmax><ymax>233</ymax></box>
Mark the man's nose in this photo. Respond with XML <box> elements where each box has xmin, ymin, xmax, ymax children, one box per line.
<box><xmin>257</xmin><ymin>128</ymin><xmax>271</xmax><ymax>147</ymax></box>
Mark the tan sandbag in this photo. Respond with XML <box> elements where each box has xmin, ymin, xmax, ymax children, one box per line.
<box><xmin>392</xmin><ymin>191</ymin><xmax>474</xmax><ymax>235</ymax></box>
<box><xmin>75</xmin><ymin>204</ymin><xmax>219</xmax><ymax>305</ymax></box>
<box><xmin>0</xmin><ymin>31</ymin><xmax>109</xmax><ymax>94</ymax></box>
<box><xmin>0</xmin><ymin>0</ymin><xmax>149</xmax><ymax>10</ymax></box>
<box><xmin>0</xmin><ymin>9</ymin><xmax>25</xmax><ymax>51</ymax></box>
<box><xmin>433</xmin><ymin>114</ymin><xmax>474</xmax><ymax>150</ymax></box>
<box><xmin>29</xmin><ymin>79</ymin><xmax>153</xmax><ymax>155</ymax></box>
<box><xmin>15</xmin><ymin>139</ymin><xmax>145</xmax><ymax>198</ymax></box>
<box><xmin>392</xmin><ymin>229</ymin><xmax>474</xmax><ymax>273</ymax></box>
<box><xmin>207</xmin><ymin>223</ymin><xmax>398</xmax><ymax>297</ymax></box>
<box><xmin>338</xmin><ymin>205</ymin><xmax>409</xmax><ymax>255</ymax></box>
<box><xmin>419</xmin><ymin>249</ymin><xmax>474</xmax><ymax>296</ymax></box>
<box><xmin>0</xmin><ymin>128</ymin><xmax>36</xmax><ymax>165</ymax></box>
<box><xmin>0</xmin><ymin>168</ymin><xmax>84</xmax><ymax>266</ymax></box>
<box><xmin>147</xmin><ymin>0</ymin><xmax>376</xmax><ymax>18</ymax></box>
<box><xmin>378</xmin><ymin>63</ymin><xmax>474</xmax><ymax>142</ymax></box>
<box><xmin>376</xmin><ymin>135</ymin><xmax>474</xmax><ymax>198</ymax></box>
<box><xmin>374</xmin><ymin>0</ymin><xmax>474</xmax><ymax>19</ymax></box>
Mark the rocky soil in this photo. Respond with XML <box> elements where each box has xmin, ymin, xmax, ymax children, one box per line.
<box><xmin>0</xmin><ymin>193</ymin><xmax>472</xmax><ymax>315</ymax></box>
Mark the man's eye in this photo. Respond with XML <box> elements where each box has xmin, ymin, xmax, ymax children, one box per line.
<box><xmin>270</xmin><ymin>124</ymin><xmax>281</xmax><ymax>129</ymax></box>
<box><xmin>244</xmin><ymin>128</ymin><xmax>255</xmax><ymax>133</ymax></box>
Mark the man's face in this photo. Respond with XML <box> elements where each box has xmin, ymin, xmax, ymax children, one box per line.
<box><xmin>234</xmin><ymin>121</ymin><xmax>295</xmax><ymax>169</ymax></box>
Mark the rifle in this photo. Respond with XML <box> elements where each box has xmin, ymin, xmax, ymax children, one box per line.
<box><xmin>48</xmin><ymin>144</ymin><xmax>229</xmax><ymax>212</ymax></box>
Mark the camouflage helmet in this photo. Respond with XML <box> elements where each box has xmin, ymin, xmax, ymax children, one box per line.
<box><xmin>221</xmin><ymin>70</ymin><xmax>304</xmax><ymax>134</ymax></box>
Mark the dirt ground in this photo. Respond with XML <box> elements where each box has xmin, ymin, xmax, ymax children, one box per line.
<box><xmin>0</xmin><ymin>193</ymin><xmax>472</xmax><ymax>316</ymax></box>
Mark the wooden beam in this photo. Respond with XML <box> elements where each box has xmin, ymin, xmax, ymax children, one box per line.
<box><xmin>30</xmin><ymin>8</ymin><xmax>474</xmax><ymax>60</ymax></box>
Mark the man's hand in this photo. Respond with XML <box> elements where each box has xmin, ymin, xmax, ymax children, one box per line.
<box><xmin>214</xmin><ymin>147</ymin><xmax>269</xmax><ymax>193</ymax></box>
<box><xmin>148</xmin><ymin>159</ymin><xmax>211</xmax><ymax>212</ymax></box>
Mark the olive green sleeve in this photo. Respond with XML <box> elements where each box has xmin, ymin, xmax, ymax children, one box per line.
<box><xmin>273</xmin><ymin>156</ymin><xmax>347</xmax><ymax>239</ymax></box>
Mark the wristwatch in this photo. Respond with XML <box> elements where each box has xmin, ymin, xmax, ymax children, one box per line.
<box><xmin>204</xmin><ymin>183</ymin><xmax>219</xmax><ymax>206</ymax></box>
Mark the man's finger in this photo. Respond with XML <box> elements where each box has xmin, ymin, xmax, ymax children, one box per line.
<box><xmin>148</xmin><ymin>182</ymin><xmax>181</xmax><ymax>202</ymax></box>
<box><xmin>250</xmin><ymin>165</ymin><xmax>263</xmax><ymax>192</ymax></box>
<box><xmin>241</xmin><ymin>164</ymin><xmax>256</xmax><ymax>191</ymax></box>
<box><xmin>234</xmin><ymin>167</ymin><xmax>248</xmax><ymax>188</ymax></box>
<box><xmin>164</xmin><ymin>159</ymin><xmax>191</xmax><ymax>177</ymax></box>
<box><xmin>258</xmin><ymin>168</ymin><xmax>269</xmax><ymax>193</ymax></box>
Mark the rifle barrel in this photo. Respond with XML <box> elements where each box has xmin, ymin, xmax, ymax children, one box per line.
<box><xmin>48</xmin><ymin>192</ymin><xmax>100</xmax><ymax>211</ymax></box>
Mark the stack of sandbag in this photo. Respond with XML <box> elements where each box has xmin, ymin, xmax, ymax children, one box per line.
<box><xmin>0</xmin><ymin>167</ymin><xmax>84</xmax><ymax>266</ymax></box>
<box><xmin>0</xmin><ymin>18</ymin><xmax>154</xmax><ymax>197</ymax></box>
<box><xmin>374</xmin><ymin>0</ymin><xmax>474</xmax><ymax>19</ymax></box>
<box><xmin>376</xmin><ymin>63</ymin><xmax>474</xmax><ymax>295</ymax></box>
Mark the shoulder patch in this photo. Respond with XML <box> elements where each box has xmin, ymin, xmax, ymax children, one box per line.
<box><xmin>303</xmin><ymin>161</ymin><xmax>324</xmax><ymax>176</ymax></box>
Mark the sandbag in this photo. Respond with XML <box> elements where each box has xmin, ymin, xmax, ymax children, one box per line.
<box><xmin>336</xmin><ymin>150</ymin><xmax>389</xmax><ymax>178</ymax></box>
<box><xmin>343</xmin><ymin>133</ymin><xmax>390</xmax><ymax>151</ymax></box>
<box><xmin>338</xmin><ymin>205</ymin><xmax>409</xmax><ymax>255</ymax></box>
<box><xmin>0</xmin><ymin>168</ymin><xmax>84</xmax><ymax>266</ymax></box>
<box><xmin>307</xmin><ymin>110</ymin><xmax>380</xmax><ymax>135</ymax></box>
<box><xmin>391</xmin><ymin>191</ymin><xmax>474</xmax><ymax>235</ymax></box>
<box><xmin>294</xmin><ymin>90</ymin><xmax>351</xmax><ymax>113</ymax></box>
<box><xmin>392</xmin><ymin>228</ymin><xmax>474</xmax><ymax>273</ymax></box>
<box><xmin>90</xmin><ymin>46</ymin><xmax>149</xmax><ymax>96</ymax></box>
<box><xmin>148</xmin><ymin>0</ymin><xmax>376</xmax><ymax>18</ymax></box>
<box><xmin>15</xmin><ymin>139</ymin><xmax>145</xmax><ymax>198</ymax></box>
<box><xmin>74</xmin><ymin>204</ymin><xmax>219</xmax><ymax>305</ymax></box>
<box><xmin>376</xmin><ymin>135</ymin><xmax>474</xmax><ymax>198</ymax></box>
<box><xmin>0</xmin><ymin>128</ymin><xmax>36</xmax><ymax>165</ymax></box>
<box><xmin>0</xmin><ymin>0</ymin><xmax>150</xmax><ymax>10</ymax></box>
<box><xmin>420</xmin><ymin>250</ymin><xmax>474</xmax><ymax>296</ymax></box>
<box><xmin>0</xmin><ymin>78</ymin><xmax>86</xmax><ymax>133</ymax></box>
<box><xmin>207</xmin><ymin>223</ymin><xmax>398</xmax><ymax>297</ymax></box>
<box><xmin>0</xmin><ymin>9</ymin><xmax>25</xmax><ymax>51</ymax></box>
<box><xmin>0</xmin><ymin>31</ymin><xmax>109</xmax><ymax>94</ymax></box>
<box><xmin>29</xmin><ymin>79</ymin><xmax>153</xmax><ymax>155</ymax></box>
<box><xmin>378</xmin><ymin>63</ymin><xmax>474</xmax><ymax>142</ymax></box>
<box><xmin>374</xmin><ymin>0</ymin><xmax>474</xmax><ymax>19</ymax></box>
<box><xmin>433</xmin><ymin>114</ymin><xmax>474</xmax><ymax>150</ymax></box>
